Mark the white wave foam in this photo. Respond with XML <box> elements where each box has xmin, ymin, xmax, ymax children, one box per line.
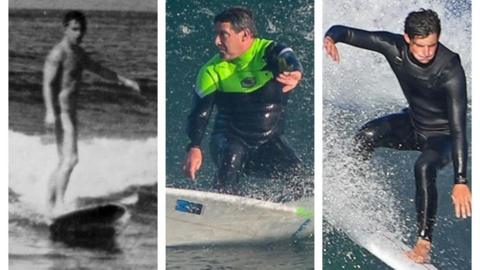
<box><xmin>323</xmin><ymin>0</ymin><xmax>471</xmax><ymax>108</ymax></box>
<box><xmin>322</xmin><ymin>0</ymin><xmax>471</xmax><ymax>254</ymax></box>
<box><xmin>9</xmin><ymin>131</ymin><xmax>157</xmax><ymax>213</ymax></box>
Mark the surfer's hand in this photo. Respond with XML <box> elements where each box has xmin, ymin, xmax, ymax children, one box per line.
<box><xmin>451</xmin><ymin>184</ymin><xmax>471</xmax><ymax>219</ymax></box>
<box><xmin>324</xmin><ymin>36</ymin><xmax>340</xmax><ymax>63</ymax></box>
<box><xmin>182</xmin><ymin>147</ymin><xmax>202</xmax><ymax>180</ymax></box>
<box><xmin>125</xmin><ymin>79</ymin><xmax>141</xmax><ymax>92</ymax></box>
<box><xmin>118</xmin><ymin>75</ymin><xmax>141</xmax><ymax>92</ymax></box>
<box><xmin>276</xmin><ymin>71</ymin><xmax>302</xmax><ymax>92</ymax></box>
<box><xmin>44</xmin><ymin>112</ymin><xmax>55</xmax><ymax>130</ymax></box>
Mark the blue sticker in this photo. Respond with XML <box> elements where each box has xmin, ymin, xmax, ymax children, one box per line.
<box><xmin>175</xmin><ymin>199</ymin><xmax>203</xmax><ymax>215</ymax></box>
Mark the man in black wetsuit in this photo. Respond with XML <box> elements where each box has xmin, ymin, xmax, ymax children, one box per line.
<box><xmin>182</xmin><ymin>7</ymin><xmax>304</xmax><ymax>196</ymax></box>
<box><xmin>324</xmin><ymin>9</ymin><xmax>471</xmax><ymax>263</ymax></box>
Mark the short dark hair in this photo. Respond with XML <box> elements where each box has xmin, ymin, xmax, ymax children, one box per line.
<box><xmin>404</xmin><ymin>9</ymin><xmax>441</xmax><ymax>39</ymax></box>
<box><xmin>214</xmin><ymin>7</ymin><xmax>257</xmax><ymax>37</ymax></box>
<box><xmin>63</xmin><ymin>11</ymin><xmax>87</xmax><ymax>31</ymax></box>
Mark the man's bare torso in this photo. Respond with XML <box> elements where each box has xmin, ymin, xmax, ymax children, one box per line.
<box><xmin>48</xmin><ymin>40</ymin><xmax>88</xmax><ymax>114</ymax></box>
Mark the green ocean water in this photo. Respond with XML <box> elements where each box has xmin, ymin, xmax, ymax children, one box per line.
<box><xmin>166</xmin><ymin>0</ymin><xmax>314</xmax><ymax>269</ymax></box>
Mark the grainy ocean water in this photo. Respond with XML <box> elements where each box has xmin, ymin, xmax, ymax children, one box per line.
<box><xmin>166</xmin><ymin>0</ymin><xmax>314</xmax><ymax>269</ymax></box>
<box><xmin>9</xmin><ymin>9</ymin><xmax>158</xmax><ymax>270</ymax></box>
<box><xmin>323</xmin><ymin>0</ymin><xmax>472</xmax><ymax>269</ymax></box>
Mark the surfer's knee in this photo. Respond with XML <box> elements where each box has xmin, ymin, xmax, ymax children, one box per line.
<box><xmin>353</xmin><ymin>126</ymin><xmax>378</xmax><ymax>157</ymax></box>
<box><xmin>214</xmin><ymin>169</ymin><xmax>242</xmax><ymax>195</ymax></box>
<box><xmin>60</xmin><ymin>153</ymin><xmax>79</xmax><ymax>170</ymax></box>
<box><xmin>217</xmin><ymin>158</ymin><xmax>244</xmax><ymax>185</ymax></box>
<box><xmin>414</xmin><ymin>158</ymin><xmax>437</xmax><ymax>184</ymax></box>
<box><xmin>216</xmin><ymin>149</ymin><xmax>246</xmax><ymax>193</ymax></box>
<box><xmin>70</xmin><ymin>154</ymin><xmax>79</xmax><ymax>168</ymax></box>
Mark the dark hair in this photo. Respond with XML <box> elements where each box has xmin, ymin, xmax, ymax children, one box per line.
<box><xmin>63</xmin><ymin>11</ymin><xmax>87</xmax><ymax>31</ymax></box>
<box><xmin>214</xmin><ymin>7</ymin><xmax>257</xmax><ymax>37</ymax></box>
<box><xmin>404</xmin><ymin>9</ymin><xmax>441</xmax><ymax>39</ymax></box>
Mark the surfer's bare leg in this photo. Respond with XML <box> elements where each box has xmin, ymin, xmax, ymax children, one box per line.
<box><xmin>406</xmin><ymin>238</ymin><xmax>432</xmax><ymax>263</ymax></box>
<box><xmin>47</xmin><ymin>112</ymin><xmax>78</xmax><ymax>213</ymax></box>
<box><xmin>47</xmin><ymin>115</ymin><xmax>63</xmax><ymax>208</ymax></box>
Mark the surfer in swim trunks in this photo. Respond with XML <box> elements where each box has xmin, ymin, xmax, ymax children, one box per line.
<box><xmin>43</xmin><ymin>11</ymin><xmax>140</xmax><ymax>216</ymax></box>
<box><xmin>182</xmin><ymin>7</ymin><xmax>305</xmax><ymax>197</ymax></box>
<box><xmin>324</xmin><ymin>9</ymin><xmax>471</xmax><ymax>263</ymax></box>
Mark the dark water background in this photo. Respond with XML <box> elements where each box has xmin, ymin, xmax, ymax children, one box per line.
<box><xmin>166</xmin><ymin>0</ymin><xmax>314</xmax><ymax>269</ymax></box>
<box><xmin>9</xmin><ymin>9</ymin><xmax>158</xmax><ymax>270</ymax></box>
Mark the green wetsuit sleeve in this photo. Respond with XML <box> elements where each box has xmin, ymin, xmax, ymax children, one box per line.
<box><xmin>325</xmin><ymin>25</ymin><xmax>400</xmax><ymax>57</ymax></box>
<box><xmin>195</xmin><ymin>65</ymin><xmax>218</xmax><ymax>98</ymax></box>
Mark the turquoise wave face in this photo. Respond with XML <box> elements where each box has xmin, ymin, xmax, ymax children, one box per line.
<box><xmin>166</xmin><ymin>0</ymin><xmax>314</xmax><ymax>193</ymax></box>
<box><xmin>166</xmin><ymin>0</ymin><xmax>314</xmax><ymax>269</ymax></box>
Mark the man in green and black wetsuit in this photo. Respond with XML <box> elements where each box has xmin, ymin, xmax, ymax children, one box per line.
<box><xmin>182</xmin><ymin>7</ymin><xmax>304</xmax><ymax>196</ymax></box>
<box><xmin>324</xmin><ymin>9</ymin><xmax>471</xmax><ymax>263</ymax></box>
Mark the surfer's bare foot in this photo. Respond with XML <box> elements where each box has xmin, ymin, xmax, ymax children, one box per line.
<box><xmin>406</xmin><ymin>238</ymin><xmax>432</xmax><ymax>263</ymax></box>
<box><xmin>47</xmin><ymin>183</ymin><xmax>57</xmax><ymax>210</ymax></box>
<box><xmin>49</xmin><ymin>202</ymin><xmax>69</xmax><ymax>218</ymax></box>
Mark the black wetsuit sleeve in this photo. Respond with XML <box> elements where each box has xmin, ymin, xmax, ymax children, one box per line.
<box><xmin>443</xmin><ymin>56</ymin><xmax>468</xmax><ymax>184</ymax></box>
<box><xmin>265</xmin><ymin>42</ymin><xmax>303</xmax><ymax>75</ymax></box>
<box><xmin>325</xmin><ymin>25</ymin><xmax>400</xmax><ymax>56</ymax></box>
<box><xmin>186</xmin><ymin>91</ymin><xmax>215</xmax><ymax>150</ymax></box>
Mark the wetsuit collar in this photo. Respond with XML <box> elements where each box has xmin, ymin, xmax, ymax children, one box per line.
<box><xmin>406</xmin><ymin>45</ymin><xmax>438</xmax><ymax>68</ymax></box>
<box><xmin>230</xmin><ymin>38</ymin><xmax>258</xmax><ymax>68</ymax></box>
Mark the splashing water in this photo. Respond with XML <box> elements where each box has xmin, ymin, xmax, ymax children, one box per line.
<box><xmin>323</xmin><ymin>0</ymin><xmax>471</xmax><ymax>268</ymax></box>
<box><xmin>9</xmin><ymin>131</ymin><xmax>157</xmax><ymax>215</ymax></box>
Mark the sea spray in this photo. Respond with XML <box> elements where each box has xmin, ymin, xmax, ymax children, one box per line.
<box><xmin>323</xmin><ymin>0</ymin><xmax>471</xmax><ymax>268</ymax></box>
<box><xmin>9</xmin><ymin>131</ymin><xmax>157</xmax><ymax>213</ymax></box>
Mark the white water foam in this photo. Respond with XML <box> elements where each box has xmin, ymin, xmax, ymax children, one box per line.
<box><xmin>9</xmin><ymin>131</ymin><xmax>157</xmax><ymax>214</ymax></box>
<box><xmin>323</xmin><ymin>0</ymin><xmax>471</xmax><ymax>108</ymax></box>
<box><xmin>322</xmin><ymin>0</ymin><xmax>471</xmax><ymax>261</ymax></box>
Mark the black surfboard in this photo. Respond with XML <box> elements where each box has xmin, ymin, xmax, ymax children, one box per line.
<box><xmin>49</xmin><ymin>203</ymin><xmax>128</xmax><ymax>240</ymax></box>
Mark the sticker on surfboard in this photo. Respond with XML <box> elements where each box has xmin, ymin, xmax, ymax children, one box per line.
<box><xmin>175</xmin><ymin>199</ymin><xmax>203</xmax><ymax>215</ymax></box>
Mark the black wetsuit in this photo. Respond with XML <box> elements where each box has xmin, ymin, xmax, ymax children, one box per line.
<box><xmin>187</xmin><ymin>41</ymin><xmax>304</xmax><ymax>194</ymax></box>
<box><xmin>325</xmin><ymin>25</ymin><xmax>468</xmax><ymax>241</ymax></box>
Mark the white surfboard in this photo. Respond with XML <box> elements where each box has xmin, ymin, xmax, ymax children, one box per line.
<box><xmin>166</xmin><ymin>188</ymin><xmax>314</xmax><ymax>246</ymax></box>
<box><xmin>346</xmin><ymin>230</ymin><xmax>438</xmax><ymax>270</ymax></box>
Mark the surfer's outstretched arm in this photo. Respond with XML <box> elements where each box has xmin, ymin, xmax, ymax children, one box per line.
<box><xmin>324</xmin><ymin>25</ymin><xmax>401</xmax><ymax>62</ymax></box>
<box><xmin>182</xmin><ymin>91</ymin><xmax>215</xmax><ymax>180</ymax></box>
<box><xmin>83</xmin><ymin>53</ymin><xmax>140</xmax><ymax>92</ymax></box>
<box><xmin>265</xmin><ymin>42</ymin><xmax>303</xmax><ymax>92</ymax></box>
